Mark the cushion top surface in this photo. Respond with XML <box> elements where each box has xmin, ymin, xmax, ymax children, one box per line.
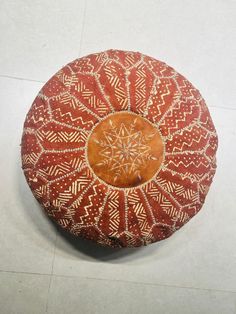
<box><xmin>21</xmin><ymin>49</ymin><xmax>218</xmax><ymax>247</ymax></box>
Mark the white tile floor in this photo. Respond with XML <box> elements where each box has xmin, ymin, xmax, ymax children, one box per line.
<box><xmin>0</xmin><ymin>1</ymin><xmax>236</xmax><ymax>313</ymax></box>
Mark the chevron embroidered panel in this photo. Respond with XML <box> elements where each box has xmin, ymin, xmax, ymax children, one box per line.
<box><xmin>21</xmin><ymin>50</ymin><xmax>218</xmax><ymax>248</ymax></box>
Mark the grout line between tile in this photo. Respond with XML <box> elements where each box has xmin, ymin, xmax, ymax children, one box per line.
<box><xmin>0</xmin><ymin>74</ymin><xmax>45</xmax><ymax>84</ymax></box>
<box><xmin>50</xmin><ymin>275</ymin><xmax>236</xmax><ymax>295</ymax></box>
<box><xmin>45</xmin><ymin>231</ymin><xmax>58</xmax><ymax>313</ymax></box>
<box><xmin>0</xmin><ymin>267</ymin><xmax>236</xmax><ymax>296</ymax></box>
<box><xmin>78</xmin><ymin>0</ymin><xmax>87</xmax><ymax>57</ymax></box>
<box><xmin>208</xmin><ymin>105</ymin><xmax>236</xmax><ymax>111</ymax></box>
<box><xmin>0</xmin><ymin>269</ymin><xmax>51</xmax><ymax>277</ymax></box>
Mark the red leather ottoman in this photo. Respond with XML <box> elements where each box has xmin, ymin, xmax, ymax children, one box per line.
<box><xmin>21</xmin><ymin>50</ymin><xmax>218</xmax><ymax>247</ymax></box>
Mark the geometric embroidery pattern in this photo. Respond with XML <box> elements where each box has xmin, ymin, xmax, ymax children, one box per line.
<box><xmin>21</xmin><ymin>50</ymin><xmax>218</xmax><ymax>247</ymax></box>
<box><xmin>87</xmin><ymin>111</ymin><xmax>164</xmax><ymax>188</ymax></box>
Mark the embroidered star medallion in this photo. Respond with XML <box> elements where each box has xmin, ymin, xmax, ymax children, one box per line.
<box><xmin>87</xmin><ymin>112</ymin><xmax>164</xmax><ymax>188</ymax></box>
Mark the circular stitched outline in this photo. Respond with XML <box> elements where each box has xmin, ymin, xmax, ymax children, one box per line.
<box><xmin>85</xmin><ymin>110</ymin><xmax>166</xmax><ymax>191</ymax></box>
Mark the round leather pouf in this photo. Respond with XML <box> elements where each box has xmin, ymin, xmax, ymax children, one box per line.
<box><xmin>21</xmin><ymin>50</ymin><xmax>218</xmax><ymax>248</ymax></box>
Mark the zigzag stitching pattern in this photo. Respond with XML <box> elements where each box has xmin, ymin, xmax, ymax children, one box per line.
<box><xmin>127</xmin><ymin>189</ymin><xmax>150</xmax><ymax>235</ymax></box>
<box><xmin>107</xmin><ymin>190</ymin><xmax>120</xmax><ymax>235</ymax></box>
<box><xmin>69</xmin><ymin>178</ymin><xmax>96</xmax><ymax>209</ymax></box>
<box><xmin>36</xmin><ymin>129</ymin><xmax>87</xmax><ymax>144</ymax></box>
<box><xmin>78</xmin><ymin>183</ymin><xmax>100</xmax><ymax>225</ymax></box>
<box><xmin>166</xmin><ymin>129</ymin><xmax>209</xmax><ymax>153</ymax></box>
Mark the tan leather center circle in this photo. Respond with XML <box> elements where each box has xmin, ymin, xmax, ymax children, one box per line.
<box><xmin>87</xmin><ymin>112</ymin><xmax>164</xmax><ymax>188</ymax></box>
